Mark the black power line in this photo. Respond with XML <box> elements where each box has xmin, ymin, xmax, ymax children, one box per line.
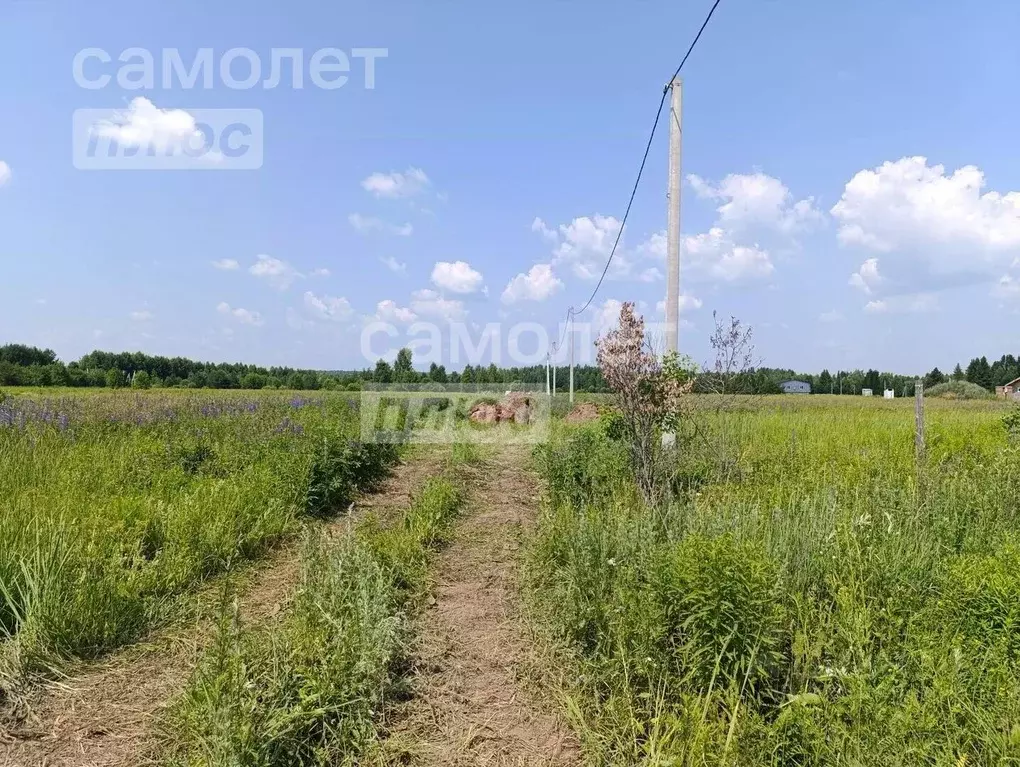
<box><xmin>562</xmin><ymin>0</ymin><xmax>724</xmax><ymax>331</ymax></box>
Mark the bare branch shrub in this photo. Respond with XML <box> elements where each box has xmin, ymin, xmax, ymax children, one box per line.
<box><xmin>596</xmin><ymin>302</ymin><xmax>695</xmax><ymax>505</ymax></box>
<box><xmin>705</xmin><ymin>310</ymin><xmax>757</xmax><ymax>396</ymax></box>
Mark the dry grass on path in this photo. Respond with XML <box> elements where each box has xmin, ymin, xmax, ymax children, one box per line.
<box><xmin>0</xmin><ymin>449</ymin><xmax>447</xmax><ymax>767</ymax></box>
<box><xmin>378</xmin><ymin>445</ymin><xmax>580</xmax><ymax>767</ymax></box>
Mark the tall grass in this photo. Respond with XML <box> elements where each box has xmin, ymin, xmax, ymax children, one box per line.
<box><xmin>0</xmin><ymin>390</ymin><xmax>397</xmax><ymax>696</ymax></box>
<box><xmin>164</xmin><ymin>475</ymin><xmax>464</xmax><ymax>765</ymax></box>
<box><xmin>528</xmin><ymin>397</ymin><xmax>1020</xmax><ymax>764</ymax></box>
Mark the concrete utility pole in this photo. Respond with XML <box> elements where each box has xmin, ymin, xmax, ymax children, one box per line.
<box><xmin>568</xmin><ymin>310</ymin><xmax>575</xmax><ymax>404</ymax></box>
<box><xmin>665</xmin><ymin>77</ymin><xmax>683</xmax><ymax>357</ymax></box>
<box><xmin>545</xmin><ymin>352</ymin><xmax>551</xmax><ymax>396</ymax></box>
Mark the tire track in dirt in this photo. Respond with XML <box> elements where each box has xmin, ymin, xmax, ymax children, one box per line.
<box><xmin>379</xmin><ymin>446</ymin><xmax>580</xmax><ymax>767</ymax></box>
<box><xmin>0</xmin><ymin>450</ymin><xmax>446</xmax><ymax>767</ymax></box>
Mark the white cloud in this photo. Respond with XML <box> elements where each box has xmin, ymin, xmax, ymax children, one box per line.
<box><xmin>217</xmin><ymin>301</ymin><xmax>263</xmax><ymax>326</ymax></box>
<box><xmin>533</xmin><ymin>214</ymin><xmax>650</xmax><ymax>280</ymax></box>
<box><xmin>551</xmin><ymin>214</ymin><xmax>625</xmax><ymax>279</ymax></box>
<box><xmin>374</xmin><ymin>299</ymin><xmax>418</xmax><ymax>323</ymax></box>
<box><xmin>688</xmin><ymin>172</ymin><xmax>822</xmax><ymax>235</ymax></box>
<box><xmin>310</xmin><ymin>268</ymin><xmax>330</xmax><ymax>278</ymax></box>
<box><xmin>502</xmin><ymin>263</ymin><xmax>563</xmax><ymax>304</ymax></box>
<box><xmin>637</xmin><ymin>267</ymin><xmax>663</xmax><ymax>283</ymax></box>
<box><xmin>286</xmin><ymin>308</ymin><xmax>315</xmax><ymax>331</ymax></box>
<box><xmin>380</xmin><ymin>256</ymin><xmax>407</xmax><ymax>274</ymax></box>
<box><xmin>212</xmin><ymin>258</ymin><xmax>239</xmax><ymax>271</ymax></box>
<box><xmin>410</xmin><ymin>288</ymin><xmax>466</xmax><ymax>322</ymax></box>
<box><xmin>0</xmin><ymin>161</ymin><xmax>11</xmax><ymax>186</ymax></box>
<box><xmin>250</xmin><ymin>255</ymin><xmax>301</xmax><ymax>290</ymax></box>
<box><xmin>863</xmin><ymin>294</ymin><xmax>936</xmax><ymax>314</ymax></box>
<box><xmin>130</xmin><ymin>310</ymin><xmax>154</xmax><ymax>321</ymax></box>
<box><xmin>303</xmin><ymin>291</ymin><xmax>353</xmax><ymax>322</ymax></box>
<box><xmin>681</xmin><ymin>228</ymin><xmax>773</xmax><ymax>281</ymax></box>
<box><xmin>431</xmin><ymin>260</ymin><xmax>484</xmax><ymax>294</ymax></box>
<box><xmin>819</xmin><ymin>309</ymin><xmax>844</xmax><ymax>323</ymax></box>
<box><xmin>349</xmin><ymin>213</ymin><xmax>413</xmax><ymax>237</ymax></box>
<box><xmin>655</xmin><ymin>293</ymin><xmax>703</xmax><ymax>315</ymax></box>
<box><xmin>92</xmin><ymin>97</ymin><xmax>203</xmax><ymax>154</ymax></box>
<box><xmin>831</xmin><ymin>157</ymin><xmax>1020</xmax><ymax>266</ymax></box>
<box><xmin>849</xmin><ymin>257</ymin><xmax>882</xmax><ymax>294</ymax></box>
<box><xmin>531</xmin><ymin>217</ymin><xmax>558</xmax><ymax>242</ymax></box>
<box><xmin>361</xmin><ymin>167</ymin><xmax>430</xmax><ymax>199</ymax></box>
<box><xmin>595</xmin><ymin>299</ymin><xmax>625</xmax><ymax>335</ymax></box>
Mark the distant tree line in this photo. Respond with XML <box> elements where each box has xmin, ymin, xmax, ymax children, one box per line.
<box><xmin>0</xmin><ymin>344</ymin><xmax>608</xmax><ymax>392</ymax></box>
<box><xmin>2</xmin><ymin>342</ymin><xmax>1017</xmax><ymax>395</ymax></box>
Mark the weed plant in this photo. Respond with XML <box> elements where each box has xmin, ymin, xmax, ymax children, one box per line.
<box><xmin>165</xmin><ymin>474</ymin><xmax>464</xmax><ymax>765</ymax></box>
<box><xmin>0</xmin><ymin>390</ymin><xmax>398</xmax><ymax>697</ymax></box>
<box><xmin>528</xmin><ymin>397</ymin><xmax>1020</xmax><ymax>764</ymax></box>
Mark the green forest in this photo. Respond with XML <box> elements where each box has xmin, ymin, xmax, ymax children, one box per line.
<box><xmin>1</xmin><ymin>342</ymin><xmax>1017</xmax><ymax>395</ymax></box>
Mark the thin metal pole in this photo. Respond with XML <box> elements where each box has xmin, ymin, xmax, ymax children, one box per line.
<box><xmin>915</xmin><ymin>378</ymin><xmax>925</xmax><ymax>464</ymax></box>
<box><xmin>568</xmin><ymin>310</ymin><xmax>575</xmax><ymax>404</ymax></box>
<box><xmin>552</xmin><ymin>344</ymin><xmax>557</xmax><ymax>397</ymax></box>
<box><xmin>664</xmin><ymin>77</ymin><xmax>683</xmax><ymax>357</ymax></box>
<box><xmin>545</xmin><ymin>353</ymin><xmax>550</xmax><ymax>396</ymax></box>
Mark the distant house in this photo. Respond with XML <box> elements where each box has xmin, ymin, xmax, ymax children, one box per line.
<box><xmin>996</xmin><ymin>377</ymin><xmax>1020</xmax><ymax>398</ymax></box>
<box><xmin>781</xmin><ymin>380</ymin><xmax>811</xmax><ymax>394</ymax></box>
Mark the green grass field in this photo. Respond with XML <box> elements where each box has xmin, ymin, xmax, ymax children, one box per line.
<box><xmin>0</xmin><ymin>388</ymin><xmax>397</xmax><ymax>695</ymax></box>
<box><xmin>5</xmin><ymin>387</ymin><xmax>1020</xmax><ymax>764</ymax></box>
<box><xmin>528</xmin><ymin>393</ymin><xmax>1020</xmax><ymax>764</ymax></box>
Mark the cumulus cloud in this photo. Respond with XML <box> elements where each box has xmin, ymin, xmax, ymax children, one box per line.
<box><xmin>361</xmin><ymin>167</ymin><xmax>430</xmax><ymax>199</ymax></box>
<box><xmin>380</xmin><ymin>256</ymin><xmax>407</xmax><ymax>274</ymax></box>
<box><xmin>217</xmin><ymin>301</ymin><xmax>263</xmax><ymax>325</ymax></box>
<box><xmin>303</xmin><ymin>291</ymin><xmax>353</xmax><ymax>322</ymax></box>
<box><xmin>431</xmin><ymin>260</ymin><xmax>484</xmax><ymax>294</ymax></box>
<box><xmin>831</xmin><ymin>157</ymin><xmax>1020</xmax><ymax>265</ymax></box>
<box><xmin>211</xmin><ymin>258</ymin><xmax>239</xmax><ymax>271</ymax></box>
<box><xmin>249</xmin><ymin>255</ymin><xmax>301</xmax><ymax>290</ymax></box>
<box><xmin>410</xmin><ymin>288</ymin><xmax>466</xmax><ymax>322</ymax></box>
<box><xmin>374</xmin><ymin>299</ymin><xmax>418</xmax><ymax>323</ymax></box>
<box><xmin>349</xmin><ymin>213</ymin><xmax>413</xmax><ymax>237</ymax></box>
<box><xmin>595</xmin><ymin>299</ymin><xmax>625</xmax><ymax>334</ymax></box>
<box><xmin>688</xmin><ymin>172</ymin><xmax>822</xmax><ymax>235</ymax></box>
<box><xmin>531</xmin><ymin>217</ymin><xmax>558</xmax><ymax>242</ymax></box>
<box><xmin>551</xmin><ymin>214</ymin><xmax>625</xmax><ymax>279</ymax></box>
<box><xmin>849</xmin><ymin>258</ymin><xmax>882</xmax><ymax>294</ymax></box>
<box><xmin>0</xmin><ymin>161</ymin><xmax>11</xmax><ymax>186</ymax></box>
<box><xmin>681</xmin><ymin>228</ymin><xmax>773</xmax><ymax>281</ymax></box>
<box><xmin>130</xmin><ymin>310</ymin><xmax>154</xmax><ymax>321</ymax></box>
<box><xmin>501</xmin><ymin>263</ymin><xmax>563</xmax><ymax>304</ymax></box>
<box><xmin>92</xmin><ymin>97</ymin><xmax>204</xmax><ymax>154</ymax></box>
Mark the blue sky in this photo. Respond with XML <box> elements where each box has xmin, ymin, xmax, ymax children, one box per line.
<box><xmin>1</xmin><ymin>0</ymin><xmax>1019</xmax><ymax>373</ymax></box>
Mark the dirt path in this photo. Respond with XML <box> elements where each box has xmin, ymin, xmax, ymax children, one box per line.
<box><xmin>380</xmin><ymin>446</ymin><xmax>580</xmax><ymax>767</ymax></box>
<box><xmin>0</xmin><ymin>450</ymin><xmax>445</xmax><ymax>767</ymax></box>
